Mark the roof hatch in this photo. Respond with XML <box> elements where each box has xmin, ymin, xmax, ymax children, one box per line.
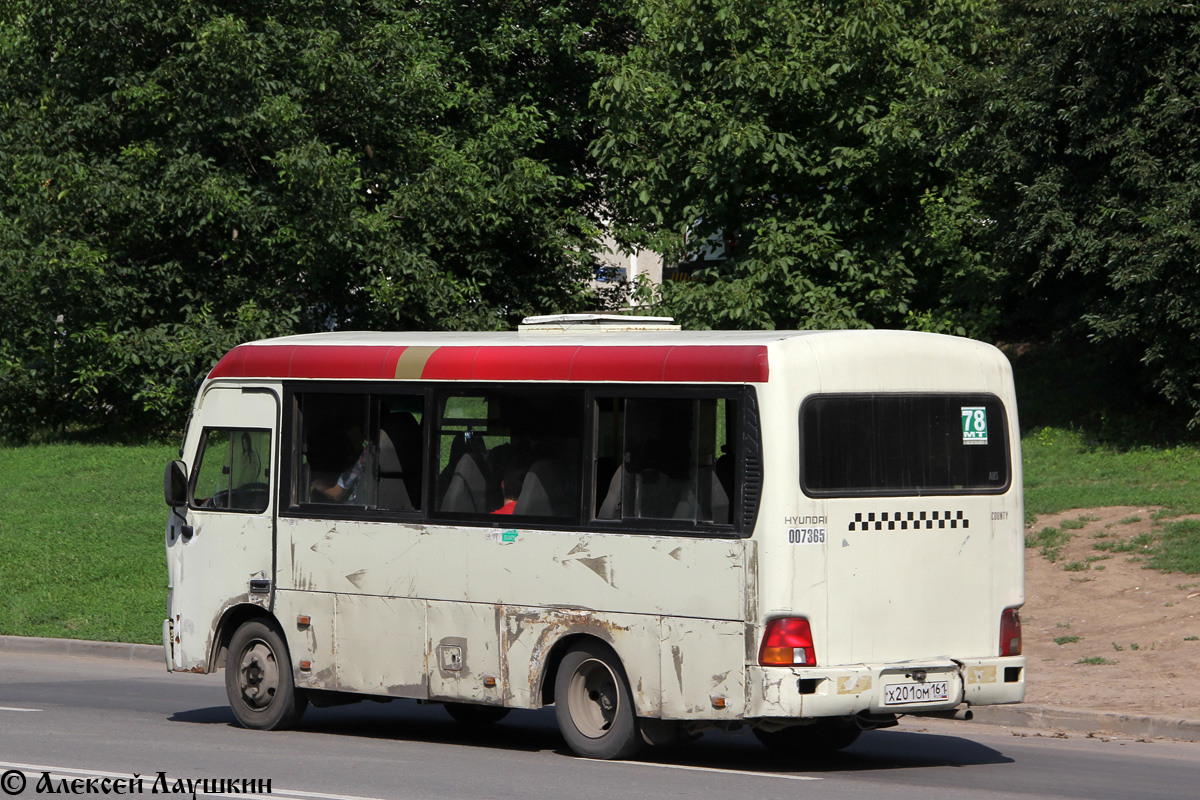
<box><xmin>519</xmin><ymin>314</ymin><xmax>681</xmax><ymax>334</ymax></box>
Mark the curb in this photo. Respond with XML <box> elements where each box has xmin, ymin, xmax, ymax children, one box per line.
<box><xmin>3</xmin><ymin>635</ymin><xmax>1199</xmax><ymax>742</ymax></box>
<box><xmin>0</xmin><ymin>635</ymin><xmax>161</xmax><ymax>664</ymax></box>
<box><xmin>957</xmin><ymin>704</ymin><xmax>1200</xmax><ymax>743</ymax></box>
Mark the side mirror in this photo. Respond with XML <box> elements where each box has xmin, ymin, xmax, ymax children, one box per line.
<box><xmin>165</xmin><ymin>460</ymin><xmax>189</xmax><ymax>507</ymax></box>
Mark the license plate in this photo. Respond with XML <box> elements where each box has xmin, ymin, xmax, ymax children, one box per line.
<box><xmin>883</xmin><ymin>680</ymin><xmax>949</xmax><ymax>705</ymax></box>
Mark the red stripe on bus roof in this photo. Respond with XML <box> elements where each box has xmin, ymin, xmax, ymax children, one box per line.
<box><xmin>208</xmin><ymin>345</ymin><xmax>407</xmax><ymax>380</ymax></box>
<box><xmin>208</xmin><ymin>343</ymin><xmax>769</xmax><ymax>383</ymax></box>
<box><xmin>417</xmin><ymin>345</ymin><xmax>769</xmax><ymax>382</ymax></box>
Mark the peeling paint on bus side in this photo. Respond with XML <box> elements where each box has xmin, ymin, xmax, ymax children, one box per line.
<box><xmin>284</xmin><ymin>519</ymin><xmax>745</xmax><ymax>621</ymax></box>
<box><xmin>427</xmin><ymin>601</ymin><xmax>504</xmax><ymax>704</ymax></box>
<box><xmin>336</xmin><ymin>593</ymin><xmax>429</xmax><ymax>698</ymax></box>
<box><xmin>574</xmin><ymin>556</ymin><xmax>615</xmax><ymax>587</ymax></box>
<box><xmin>192</xmin><ymin>492</ymin><xmax>749</xmax><ymax>715</ymax></box>
<box><xmin>742</xmin><ymin>540</ymin><xmax>761</xmax><ymax>678</ymax></box>
<box><xmin>967</xmin><ymin>664</ymin><xmax>997</xmax><ymax>684</ymax></box>
<box><xmin>275</xmin><ymin>589</ymin><xmax>337</xmax><ymax>692</ymax></box>
<box><xmin>658</xmin><ymin>616</ymin><xmax>745</xmax><ymax>719</ymax></box>
<box><xmin>838</xmin><ymin>675</ymin><xmax>872</xmax><ymax>695</ymax></box>
<box><xmin>172</xmin><ymin>521</ymin><xmax>271</xmax><ymax>672</ymax></box>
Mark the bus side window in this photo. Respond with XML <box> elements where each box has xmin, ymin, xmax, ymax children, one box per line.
<box><xmin>435</xmin><ymin>389</ymin><xmax>583</xmax><ymax>521</ymax></box>
<box><xmin>295</xmin><ymin>393</ymin><xmax>373</xmax><ymax>507</ymax></box>
<box><xmin>191</xmin><ymin>428</ymin><xmax>270</xmax><ymax>513</ymax></box>
<box><xmin>596</xmin><ymin>396</ymin><xmax>735</xmax><ymax>526</ymax></box>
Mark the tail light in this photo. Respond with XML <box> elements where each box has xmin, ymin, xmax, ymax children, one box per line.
<box><xmin>1000</xmin><ymin>608</ymin><xmax>1022</xmax><ymax>656</ymax></box>
<box><xmin>758</xmin><ymin>617</ymin><xmax>816</xmax><ymax>667</ymax></box>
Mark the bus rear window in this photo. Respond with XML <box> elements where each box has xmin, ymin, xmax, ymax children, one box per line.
<box><xmin>800</xmin><ymin>394</ymin><xmax>1009</xmax><ymax>496</ymax></box>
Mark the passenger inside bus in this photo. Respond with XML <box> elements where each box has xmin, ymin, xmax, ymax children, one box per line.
<box><xmin>309</xmin><ymin>421</ymin><xmax>369</xmax><ymax>503</ymax></box>
<box><xmin>490</xmin><ymin>467</ymin><xmax>523</xmax><ymax>515</ymax></box>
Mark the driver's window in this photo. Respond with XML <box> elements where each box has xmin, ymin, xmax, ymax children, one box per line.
<box><xmin>191</xmin><ymin>428</ymin><xmax>271</xmax><ymax>513</ymax></box>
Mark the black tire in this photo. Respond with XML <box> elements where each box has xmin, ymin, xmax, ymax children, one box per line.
<box><xmin>224</xmin><ymin>619</ymin><xmax>307</xmax><ymax>730</ymax></box>
<box><xmin>753</xmin><ymin>717</ymin><xmax>861</xmax><ymax>755</ymax></box>
<box><xmin>443</xmin><ymin>702</ymin><xmax>511</xmax><ymax>725</ymax></box>
<box><xmin>554</xmin><ymin>640</ymin><xmax>643</xmax><ymax>760</ymax></box>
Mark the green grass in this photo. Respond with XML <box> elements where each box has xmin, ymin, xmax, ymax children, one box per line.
<box><xmin>1053</xmin><ymin>635</ymin><xmax>1081</xmax><ymax>645</ymax></box>
<box><xmin>1023</xmin><ymin>427</ymin><xmax>1200</xmax><ymax>517</ymax></box>
<box><xmin>1093</xmin><ymin>532</ymin><xmax>1155</xmax><ymax>554</ymax></box>
<box><xmin>1149</xmin><ymin>520</ymin><xmax>1200</xmax><ymax>574</ymax></box>
<box><xmin>0</xmin><ymin>444</ymin><xmax>175</xmax><ymax>643</ymax></box>
<box><xmin>1023</xmin><ymin>427</ymin><xmax>1200</xmax><ymax>576</ymax></box>
<box><xmin>1077</xmin><ymin>656</ymin><xmax>1118</xmax><ymax>666</ymax></box>
<box><xmin>1026</xmin><ymin>525</ymin><xmax>1071</xmax><ymax>562</ymax></box>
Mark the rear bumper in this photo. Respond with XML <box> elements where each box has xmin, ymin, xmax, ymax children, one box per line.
<box><xmin>746</xmin><ymin>656</ymin><xmax>1026</xmax><ymax>719</ymax></box>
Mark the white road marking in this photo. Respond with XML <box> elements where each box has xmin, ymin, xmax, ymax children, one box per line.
<box><xmin>0</xmin><ymin>761</ymin><xmax>399</xmax><ymax>800</ymax></box>
<box><xmin>577</xmin><ymin>757</ymin><xmax>823</xmax><ymax>781</ymax></box>
<box><xmin>0</xmin><ymin>706</ymin><xmax>40</xmax><ymax>712</ymax></box>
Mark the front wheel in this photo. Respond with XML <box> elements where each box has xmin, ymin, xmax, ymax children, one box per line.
<box><xmin>225</xmin><ymin>619</ymin><xmax>307</xmax><ymax>730</ymax></box>
<box><xmin>554</xmin><ymin>641</ymin><xmax>643</xmax><ymax>760</ymax></box>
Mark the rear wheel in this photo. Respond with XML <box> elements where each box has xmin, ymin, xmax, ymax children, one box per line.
<box><xmin>754</xmin><ymin>717</ymin><xmax>861</xmax><ymax>755</ymax></box>
<box><xmin>443</xmin><ymin>702</ymin><xmax>510</xmax><ymax>725</ymax></box>
<box><xmin>554</xmin><ymin>641</ymin><xmax>643</xmax><ymax>760</ymax></box>
<box><xmin>225</xmin><ymin>619</ymin><xmax>307</xmax><ymax>730</ymax></box>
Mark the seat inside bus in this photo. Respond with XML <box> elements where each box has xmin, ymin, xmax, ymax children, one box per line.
<box><xmin>378</xmin><ymin>410</ymin><xmax>421</xmax><ymax>510</ymax></box>
<box><xmin>440</xmin><ymin>434</ymin><xmax>489</xmax><ymax>514</ymax></box>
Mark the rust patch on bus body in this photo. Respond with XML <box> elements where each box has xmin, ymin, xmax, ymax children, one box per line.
<box><xmin>524</xmin><ymin>609</ymin><xmax>629</xmax><ymax>706</ymax></box>
<box><xmin>309</xmin><ymin>667</ymin><xmax>336</xmax><ymax>691</ymax></box>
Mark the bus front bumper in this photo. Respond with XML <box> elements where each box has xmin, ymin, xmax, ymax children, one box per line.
<box><xmin>746</xmin><ymin>656</ymin><xmax>1026</xmax><ymax>720</ymax></box>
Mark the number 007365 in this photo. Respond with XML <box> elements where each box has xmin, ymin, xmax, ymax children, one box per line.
<box><xmin>787</xmin><ymin>527</ymin><xmax>826</xmax><ymax>545</ymax></box>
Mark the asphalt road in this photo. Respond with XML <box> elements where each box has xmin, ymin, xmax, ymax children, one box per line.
<box><xmin>0</xmin><ymin>651</ymin><xmax>1196</xmax><ymax>800</ymax></box>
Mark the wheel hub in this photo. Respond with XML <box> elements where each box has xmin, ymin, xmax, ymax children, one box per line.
<box><xmin>568</xmin><ymin>658</ymin><xmax>619</xmax><ymax>738</ymax></box>
<box><xmin>238</xmin><ymin>641</ymin><xmax>279</xmax><ymax>709</ymax></box>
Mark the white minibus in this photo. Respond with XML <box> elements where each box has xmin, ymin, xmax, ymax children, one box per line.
<box><xmin>164</xmin><ymin>315</ymin><xmax>1024</xmax><ymax>759</ymax></box>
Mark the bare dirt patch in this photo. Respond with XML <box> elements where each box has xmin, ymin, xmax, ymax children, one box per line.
<box><xmin>1024</xmin><ymin>507</ymin><xmax>1200</xmax><ymax>717</ymax></box>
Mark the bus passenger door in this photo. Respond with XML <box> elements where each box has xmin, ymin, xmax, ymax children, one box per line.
<box><xmin>166</xmin><ymin>388</ymin><xmax>278</xmax><ymax>673</ymax></box>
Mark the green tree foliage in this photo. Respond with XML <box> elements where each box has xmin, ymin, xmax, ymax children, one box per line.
<box><xmin>939</xmin><ymin>1</ymin><xmax>1200</xmax><ymax>426</ymax></box>
<box><xmin>590</xmin><ymin>0</ymin><xmax>993</xmax><ymax>331</ymax></box>
<box><xmin>0</xmin><ymin>0</ymin><xmax>627</xmax><ymax>439</ymax></box>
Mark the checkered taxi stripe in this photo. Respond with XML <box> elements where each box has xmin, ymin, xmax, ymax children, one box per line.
<box><xmin>848</xmin><ymin>510</ymin><xmax>969</xmax><ymax>531</ymax></box>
